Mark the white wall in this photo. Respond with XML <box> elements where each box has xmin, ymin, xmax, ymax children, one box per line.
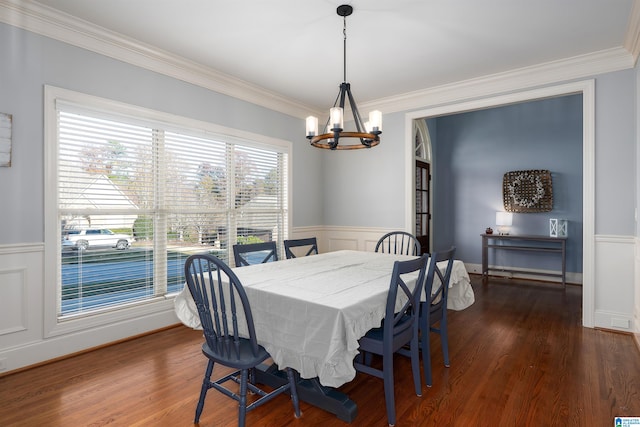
<box><xmin>0</xmin><ymin>21</ymin><xmax>320</xmax><ymax>374</ymax></box>
<box><xmin>320</xmin><ymin>113</ymin><xmax>407</xmax><ymax>229</ymax></box>
<box><xmin>0</xmin><ymin>8</ymin><xmax>638</xmax><ymax>375</ymax></box>
<box><xmin>594</xmin><ymin>70</ymin><xmax>637</xmax><ymax>235</ymax></box>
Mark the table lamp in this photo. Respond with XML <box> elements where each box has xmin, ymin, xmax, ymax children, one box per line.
<box><xmin>496</xmin><ymin>211</ymin><xmax>513</xmax><ymax>235</ymax></box>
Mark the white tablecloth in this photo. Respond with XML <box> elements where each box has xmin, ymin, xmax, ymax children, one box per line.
<box><xmin>175</xmin><ymin>250</ymin><xmax>474</xmax><ymax>387</ymax></box>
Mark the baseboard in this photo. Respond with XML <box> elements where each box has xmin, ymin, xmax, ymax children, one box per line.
<box><xmin>0</xmin><ymin>324</ymin><xmax>183</xmax><ymax>378</ymax></box>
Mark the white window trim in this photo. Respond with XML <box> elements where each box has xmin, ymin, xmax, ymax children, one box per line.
<box><xmin>43</xmin><ymin>85</ymin><xmax>292</xmax><ymax>337</ymax></box>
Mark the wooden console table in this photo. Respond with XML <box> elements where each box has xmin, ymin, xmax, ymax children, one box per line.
<box><xmin>481</xmin><ymin>234</ymin><xmax>567</xmax><ymax>287</ymax></box>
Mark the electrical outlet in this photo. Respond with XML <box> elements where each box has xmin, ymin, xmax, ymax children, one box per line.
<box><xmin>0</xmin><ymin>358</ymin><xmax>7</xmax><ymax>372</ymax></box>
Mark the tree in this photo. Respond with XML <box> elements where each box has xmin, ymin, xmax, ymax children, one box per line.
<box><xmin>234</xmin><ymin>151</ymin><xmax>258</xmax><ymax>207</ymax></box>
<box><xmin>195</xmin><ymin>162</ymin><xmax>227</xmax><ymax>204</ymax></box>
<box><xmin>261</xmin><ymin>168</ymin><xmax>279</xmax><ymax>195</ymax></box>
<box><xmin>80</xmin><ymin>140</ymin><xmax>129</xmax><ymax>180</ymax></box>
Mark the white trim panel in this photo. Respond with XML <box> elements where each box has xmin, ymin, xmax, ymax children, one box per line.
<box><xmin>594</xmin><ymin>235</ymin><xmax>636</xmax><ymax>332</ymax></box>
<box><xmin>0</xmin><ymin>243</ymin><xmax>181</xmax><ymax>374</ymax></box>
<box><xmin>312</xmin><ymin>226</ymin><xmax>406</xmax><ymax>254</ymax></box>
<box><xmin>0</xmin><ymin>267</ymin><xmax>28</xmax><ymax>335</ymax></box>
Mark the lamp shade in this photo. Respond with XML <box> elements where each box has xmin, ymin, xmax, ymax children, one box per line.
<box><xmin>306</xmin><ymin>116</ymin><xmax>318</xmax><ymax>137</ymax></box>
<box><xmin>368</xmin><ymin>110</ymin><xmax>382</xmax><ymax>132</ymax></box>
<box><xmin>330</xmin><ymin>107</ymin><xmax>344</xmax><ymax>130</ymax></box>
<box><xmin>496</xmin><ymin>211</ymin><xmax>513</xmax><ymax>226</ymax></box>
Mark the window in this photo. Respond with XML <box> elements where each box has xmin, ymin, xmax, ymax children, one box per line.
<box><xmin>46</xmin><ymin>87</ymin><xmax>289</xmax><ymax>322</ymax></box>
<box><xmin>413</xmin><ymin>119</ymin><xmax>431</xmax><ymax>162</ymax></box>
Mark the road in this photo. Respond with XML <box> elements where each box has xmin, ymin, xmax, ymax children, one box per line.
<box><xmin>60</xmin><ymin>247</ymin><xmax>266</xmax><ymax>314</ymax></box>
<box><xmin>61</xmin><ymin>248</ymin><xmax>189</xmax><ymax>314</ymax></box>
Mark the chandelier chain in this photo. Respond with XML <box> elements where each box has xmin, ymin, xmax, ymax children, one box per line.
<box><xmin>343</xmin><ymin>15</ymin><xmax>347</xmax><ymax>83</ymax></box>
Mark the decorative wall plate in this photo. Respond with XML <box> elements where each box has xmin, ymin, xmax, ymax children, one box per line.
<box><xmin>503</xmin><ymin>169</ymin><xmax>553</xmax><ymax>212</ymax></box>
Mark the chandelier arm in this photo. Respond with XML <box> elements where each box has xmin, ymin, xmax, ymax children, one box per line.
<box><xmin>331</xmin><ymin>87</ymin><xmax>342</xmax><ymax>108</ymax></box>
<box><xmin>332</xmin><ymin>123</ymin><xmax>340</xmax><ymax>148</ymax></box>
<box><xmin>345</xmin><ymin>85</ymin><xmax>371</xmax><ymax>146</ymax></box>
<box><xmin>345</xmin><ymin>86</ymin><xmax>365</xmax><ymax>132</ymax></box>
<box><xmin>338</xmin><ymin>83</ymin><xmax>348</xmax><ymax>110</ymax></box>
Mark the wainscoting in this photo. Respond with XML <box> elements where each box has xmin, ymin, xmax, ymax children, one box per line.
<box><xmin>0</xmin><ymin>243</ymin><xmax>177</xmax><ymax>375</ymax></box>
<box><xmin>0</xmin><ymin>230</ymin><xmax>637</xmax><ymax>375</ymax></box>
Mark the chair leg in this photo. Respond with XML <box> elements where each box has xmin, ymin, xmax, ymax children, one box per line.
<box><xmin>285</xmin><ymin>368</ymin><xmax>302</xmax><ymax>418</ymax></box>
<box><xmin>382</xmin><ymin>353</ymin><xmax>396</xmax><ymax>426</ymax></box>
<box><xmin>238</xmin><ymin>369</ymin><xmax>249</xmax><ymax>427</ymax></box>
<box><xmin>421</xmin><ymin>316</ymin><xmax>433</xmax><ymax>387</ymax></box>
<box><xmin>248</xmin><ymin>366</ymin><xmax>255</xmax><ymax>385</ymax></box>
<box><xmin>356</xmin><ymin>350</ymin><xmax>373</xmax><ymax>366</ymax></box>
<box><xmin>364</xmin><ymin>351</ymin><xmax>373</xmax><ymax>366</ymax></box>
<box><xmin>410</xmin><ymin>337</ymin><xmax>422</xmax><ymax>397</ymax></box>
<box><xmin>440</xmin><ymin>313</ymin><xmax>450</xmax><ymax>367</ymax></box>
<box><xmin>194</xmin><ymin>359</ymin><xmax>214</xmax><ymax>423</ymax></box>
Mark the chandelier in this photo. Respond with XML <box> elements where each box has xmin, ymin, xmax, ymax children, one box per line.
<box><xmin>305</xmin><ymin>4</ymin><xmax>382</xmax><ymax>150</ymax></box>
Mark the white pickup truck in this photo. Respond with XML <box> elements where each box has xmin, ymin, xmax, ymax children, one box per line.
<box><xmin>63</xmin><ymin>228</ymin><xmax>133</xmax><ymax>250</ymax></box>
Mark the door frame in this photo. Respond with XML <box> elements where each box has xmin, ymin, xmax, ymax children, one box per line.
<box><xmin>403</xmin><ymin>80</ymin><xmax>595</xmax><ymax>328</ymax></box>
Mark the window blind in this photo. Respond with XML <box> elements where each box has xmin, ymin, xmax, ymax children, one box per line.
<box><xmin>57</xmin><ymin>107</ymin><xmax>288</xmax><ymax>318</ymax></box>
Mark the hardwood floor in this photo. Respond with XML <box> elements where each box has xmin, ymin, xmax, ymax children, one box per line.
<box><xmin>1</xmin><ymin>275</ymin><xmax>639</xmax><ymax>426</ymax></box>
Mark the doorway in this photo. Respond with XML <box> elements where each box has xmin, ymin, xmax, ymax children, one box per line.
<box><xmin>404</xmin><ymin>80</ymin><xmax>595</xmax><ymax>327</ymax></box>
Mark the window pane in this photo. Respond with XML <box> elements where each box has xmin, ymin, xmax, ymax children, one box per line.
<box><xmin>164</xmin><ymin>131</ymin><xmax>228</xmax><ymax>211</ymax></box>
<box><xmin>61</xmin><ymin>217</ymin><xmax>150</xmax><ymax>315</ymax></box>
<box><xmin>59</xmin><ymin>111</ymin><xmax>151</xmax><ymax>316</ymax></box>
<box><xmin>235</xmin><ymin>146</ymin><xmax>286</xmax><ymax>244</ymax></box>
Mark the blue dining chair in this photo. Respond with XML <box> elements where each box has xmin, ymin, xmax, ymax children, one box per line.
<box><xmin>184</xmin><ymin>253</ymin><xmax>300</xmax><ymax>426</ymax></box>
<box><xmin>353</xmin><ymin>255</ymin><xmax>428</xmax><ymax>426</ymax></box>
<box><xmin>233</xmin><ymin>241</ymin><xmax>278</xmax><ymax>267</ymax></box>
<box><xmin>420</xmin><ymin>246</ymin><xmax>456</xmax><ymax>387</ymax></box>
<box><xmin>375</xmin><ymin>231</ymin><xmax>422</xmax><ymax>256</ymax></box>
<box><xmin>283</xmin><ymin>237</ymin><xmax>318</xmax><ymax>259</ymax></box>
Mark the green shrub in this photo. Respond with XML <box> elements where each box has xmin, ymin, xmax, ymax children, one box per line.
<box><xmin>237</xmin><ymin>235</ymin><xmax>264</xmax><ymax>245</ymax></box>
<box><xmin>133</xmin><ymin>216</ymin><xmax>153</xmax><ymax>240</ymax></box>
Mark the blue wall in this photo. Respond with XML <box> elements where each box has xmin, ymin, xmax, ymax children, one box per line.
<box><xmin>0</xmin><ymin>22</ymin><xmax>322</xmax><ymax>244</ymax></box>
<box><xmin>430</xmin><ymin>94</ymin><xmax>583</xmax><ymax>274</ymax></box>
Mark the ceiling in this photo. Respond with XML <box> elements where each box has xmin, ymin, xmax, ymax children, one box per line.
<box><xmin>29</xmin><ymin>0</ymin><xmax>638</xmax><ymax>111</ymax></box>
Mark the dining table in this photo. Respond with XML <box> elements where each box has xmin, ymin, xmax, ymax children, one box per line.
<box><xmin>175</xmin><ymin>249</ymin><xmax>474</xmax><ymax>422</ymax></box>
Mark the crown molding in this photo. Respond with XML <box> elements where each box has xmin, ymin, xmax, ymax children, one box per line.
<box><xmin>0</xmin><ymin>0</ymin><xmax>320</xmax><ymax>119</ymax></box>
<box><xmin>1</xmin><ymin>0</ymin><xmax>636</xmax><ymax>120</ymax></box>
<box><xmin>624</xmin><ymin>0</ymin><xmax>640</xmax><ymax>66</ymax></box>
<box><xmin>361</xmin><ymin>47</ymin><xmax>634</xmax><ymax>114</ymax></box>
